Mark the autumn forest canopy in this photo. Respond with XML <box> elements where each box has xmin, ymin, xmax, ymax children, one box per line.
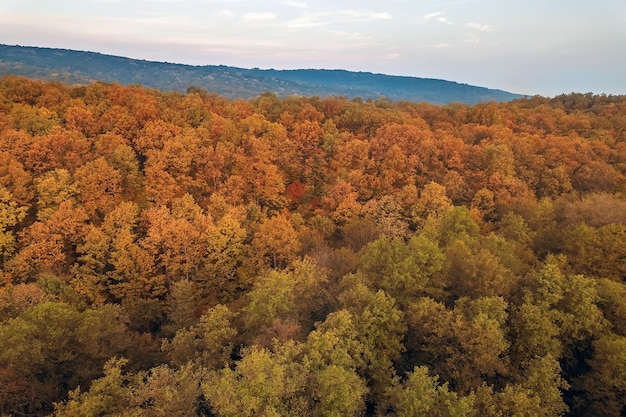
<box><xmin>1</xmin><ymin>75</ymin><xmax>626</xmax><ymax>416</ymax></box>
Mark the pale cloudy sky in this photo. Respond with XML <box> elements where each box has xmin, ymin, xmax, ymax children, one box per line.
<box><xmin>1</xmin><ymin>0</ymin><xmax>625</xmax><ymax>97</ymax></box>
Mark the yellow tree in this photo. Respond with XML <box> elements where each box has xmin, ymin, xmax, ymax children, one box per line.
<box><xmin>251</xmin><ymin>213</ymin><xmax>300</xmax><ymax>269</ymax></box>
<box><xmin>0</xmin><ymin>187</ymin><xmax>27</xmax><ymax>270</ymax></box>
<box><xmin>74</xmin><ymin>157</ymin><xmax>123</xmax><ymax>220</ymax></box>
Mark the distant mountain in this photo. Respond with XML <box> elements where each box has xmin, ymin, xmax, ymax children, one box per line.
<box><xmin>0</xmin><ymin>44</ymin><xmax>523</xmax><ymax>104</ymax></box>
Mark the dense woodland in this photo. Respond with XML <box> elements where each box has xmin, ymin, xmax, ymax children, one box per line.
<box><xmin>0</xmin><ymin>75</ymin><xmax>626</xmax><ymax>416</ymax></box>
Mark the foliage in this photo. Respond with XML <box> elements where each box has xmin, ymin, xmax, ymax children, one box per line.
<box><xmin>0</xmin><ymin>76</ymin><xmax>625</xmax><ymax>416</ymax></box>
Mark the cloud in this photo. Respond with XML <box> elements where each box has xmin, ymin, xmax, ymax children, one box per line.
<box><xmin>413</xmin><ymin>42</ymin><xmax>452</xmax><ymax>49</ymax></box>
<box><xmin>349</xmin><ymin>11</ymin><xmax>391</xmax><ymax>20</ymax></box>
<box><xmin>242</xmin><ymin>12</ymin><xmax>277</xmax><ymax>21</ymax></box>
<box><xmin>424</xmin><ymin>11</ymin><xmax>453</xmax><ymax>25</ymax></box>
<box><xmin>325</xmin><ymin>29</ymin><xmax>374</xmax><ymax>42</ymax></box>
<box><xmin>217</xmin><ymin>9</ymin><xmax>233</xmax><ymax>18</ymax></box>
<box><xmin>282</xmin><ymin>0</ymin><xmax>308</xmax><ymax>8</ymax></box>
<box><xmin>287</xmin><ymin>16</ymin><xmax>323</xmax><ymax>29</ymax></box>
<box><xmin>423</xmin><ymin>11</ymin><xmax>444</xmax><ymax>20</ymax></box>
<box><xmin>286</xmin><ymin>9</ymin><xmax>391</xmax><ymax>29</ymax></box>
<box><xmin>466</xmin><ymin>22</ymin><xmax>492</xmax><ymax>31</ymax></box>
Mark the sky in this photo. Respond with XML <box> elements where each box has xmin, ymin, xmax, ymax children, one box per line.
<box><xmin>1</xmin><ymin>0</ymin><xmax>625</xmax><ymax>97</ymax></box>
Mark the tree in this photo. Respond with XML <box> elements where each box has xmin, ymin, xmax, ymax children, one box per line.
<box><xmin>448</xmin><ymin>297</ymin><xmax>510</xmax><ymax>393</ymax></box>
<box><xmin>405</xmin><ymin>297</ymin><xmax>456</xmax><ymax>380</ymax></box>
<box><xmin>52</xmin><ymin>357</ymin><xmax>131</xmax><ymax>417</ymax></box>
<box><xmin>0</xmin><ymin>282</ymin><xmax>45</xmax><ymax>321</ymax></box>
<box><xmin>126</xmin><ymin>362</ymin><xmax>208</xmax><ymax>417</ymax></box>
<box><xmin>33</xmin><ymin>169</ymin><xmax>78</xmax><ymax>221</ymax></box>
<box><xmin>595</xmin><ymin>278</ymin><xmax>626</xmax><ymax>336</ymax></box>
<box><xmin>7</xmin><ymin>202</ymin><xmax>87</xmax><ymax>287</ymax></box>
<box><xmin>202</xmin><ymin>344</ymin><xmax>310</xmax><ymax>417</ymax></box>
<box><xmin>25</xmin><ymin>128</ymin><xmax>90</xmax><ymax>175</ymax></box>
<box><xmin>71</xmin><ymin>225</ymin><xmax>112</xmax><ymax>305</ymax></box>
<box><xmin>509</xmin><ymin>302</ymin><xmax>561</xmax><ymax>368</ymax></box>
<box><xmin>163</xmin><ymin>304</ymin><xmax>236</xmax><ymax>369</ymax></box>
<box><xmin>162</xmin><ymin>278</ymin><xmax>200</xmax><ymax>333</ymax></box>
<box><xmin>0</xmin><ymin>302</ymin><xmax>131</xmax><ymax>416</ymax></box>
<box><xmin>339</xmin><ymin>279</ymin><xmax>406</xmax><ymax>401</ymax></box>
<box><xmin>411</xmin><ymin>182</ymin><xmax>453</xmax><ymax>231</ymax></box>
<box><xmin>64</xmin><ymin>104</ymin><xmax>97</xmax><ymax>137</ymax></box>
<box><xmin>304</xmin><ymin>311</ymin><xmax>369</xmax><ymax>416</ymax></box>
<box><xmin>203</xmin><ymin>212</ymin><xmax>246</xmax><ymax>301</ymax></box>
<box><xmin>385</xmin><ymin>366</ymin><xmax>475</xmax><ymax>417</ymax></box>
<box><xmin>0</xmin><ymin>186</ymin><xmax>27</xmax><ymax>269</ymax></box>
<box><xmin>308</xmin><ymin>364</ymin><xmax>368</xmax><ymax>417</ymax></box>
<box><xmin>517</xmin><ymin>354</ymin><xmax>568</xmax><ymax>416</ymax></box>
<box><xmin>574</xmin><ymin>333</ymin><xmax>626</xmax><ymax>417</ymax></box>
<box><xmin>0</xmin><ymin>151</ymin><xmax>34</xmax><ymax>206</ymax></box>
<box><xmin>108</xmin><ymin>144</ymin><xmax>145</xmax><ymax>204</ymax></box>
<box><xmin>141</xmin><ymin>194</ymin><xmax>210</xmax><ymax>282</ymax></box>
<box><xmin>10</xmin><ymin>103</ymin><xmax>58</xmax><ymax>135</ymax></box>
<box><xmin>250</xmin><ymin>214</ymin><xmax>300</xmax><ymax>269</ymax></box>
<box><xmin>359</xmin><ymin>234</ymin><xmax>446</xmax><ymax>305</ymax></box>
<box><xmin>445</xmin><ymin>237</ymin><xmax>517</xmax><ymax>299</ymax></box>
<box><xmin>473</xmin><ymin>383</ymin><xmax>544</xmax><ymax>417</ymax></box>
<box><xmin>365</xmin><ymin>195</ymin><xmax>410</xmax><ymax>240</ymax></box>
<box><xmin>230</xmin><ymin>135</ymin><xmax>286</xmax><ymax>210</ymax></box>
<box><xmin>73</xmin><ymin>157</ymin><xmax>123</xmax><ymax>220</ymax></box>
<box><xmin>242</xmin><ymin>269</ymin><xmax>298</xmax><ymax>337</ymax></box>
<box><xmin>437</xmin><ymin>206</ymin><xmax>480</xmax><ymax>247</ymax></box>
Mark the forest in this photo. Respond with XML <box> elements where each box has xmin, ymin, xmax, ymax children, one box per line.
<box><xmin>0</xmin><ymin>75</ymin><xmax>625</xmax><ymax>416</ymax></box>
<box><xmin>0</xmin><ymin>44</ymin><xmax>522</xmax><ymax>104</ymax></box>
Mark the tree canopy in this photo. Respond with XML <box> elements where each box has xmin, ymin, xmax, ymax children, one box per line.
<box><xmin>0</xmin><ymin>76</ymin><xmax>625</xmax><ymax>416</ymax></box>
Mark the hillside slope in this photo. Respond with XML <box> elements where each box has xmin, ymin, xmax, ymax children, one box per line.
<box><xmin>0</xmin><ymin>44</ymin><xmax>523</xmax><ymax>104</ymax></box>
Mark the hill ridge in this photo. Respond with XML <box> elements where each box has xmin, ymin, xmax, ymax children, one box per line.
<box><xmin>0</xmin><ymin>43</ymin><xmax>523</xmax><ymax>104</ymax></box>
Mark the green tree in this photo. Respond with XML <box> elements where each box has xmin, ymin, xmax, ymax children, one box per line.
<box><xmin>71</xmin><ymin>225</ymin><xmax>112</xmax><ymax>305</ymax></box>
<box><xmin>339</xmin><ymin>279</ymin><xmax>406</xmax><ymax>401</ymax></box>
<box><xmin>509</xmin><ymin>302</ymin><xmax>561</xmax><ymax>368</ymax></box>
<box><xmin>595</xmin><ymin>278</ymin><xmax>626</xmax><ymax>336</ymax></box>
<box><xmin>163</xmin><ymin>278</ymin><xmax>200</xmax><ymax>333</ymax></box>
<box><xmin>473</xmin><ymin>383</ymin><xmax>545</xmax><ymax>417</ymax></box>
<box><xmin>0</xmin><ymin>302</ymin><xmax>130</xmax><ymax>415</ymax></box>
<box><xmin>445</xmin><ymin>237</ymin><xmax>516</xmax><ymax>299</ymax></box>
<box><xmin>308</xmin><ymin>364</ymin><xmax>367</xmax><ymax>417</ymax></box>
<box><xmin>574</xmin><ymin>333</ymin><xmax>626</xmax><ymax>417</ymax></box>
<box><xmin>202</xmin><ymin>343</ymin><xmax>310</xmax><ymax>417</ymax></box>
<box><xmin>126</xmin><ymin>362</ymin><xmax>208</xmax><ymax>417</ymax></box>
<box><xmin>52</xmin><ymin>357</ymin><xmax>131</xmax><ymax>417</ymax></box>
<box><xmin>359</xmin><ymin>234</ymin><xmax>446</xmax><ymax>305</ymax></box>
<box><xmin>304</xmin><ymin>311</ymin><xmax>369</xmax><ymax>416</ymax></box>
<box><xmin>385</xmin><ymin>366</ymin><xmax>475</xmax><ymax>417</ymax></box>
<box><xmin>163</xmin><ymin>304</ymin><xmax>236</xmax><ymax>369</ymax></box>
<box><xmin>437</xmin><ymin>206</ymin><xmax>480</xmax><ymax>247</ymax></box>
<box><xmin>449</xmin><ymin>297</ymin><xmax>510</xmax><ymax>393</ymax></box>
<box><xmin>517</xmin><ymin>354</ymin><xmax>568</xmax><ymax>416</ymax></box>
